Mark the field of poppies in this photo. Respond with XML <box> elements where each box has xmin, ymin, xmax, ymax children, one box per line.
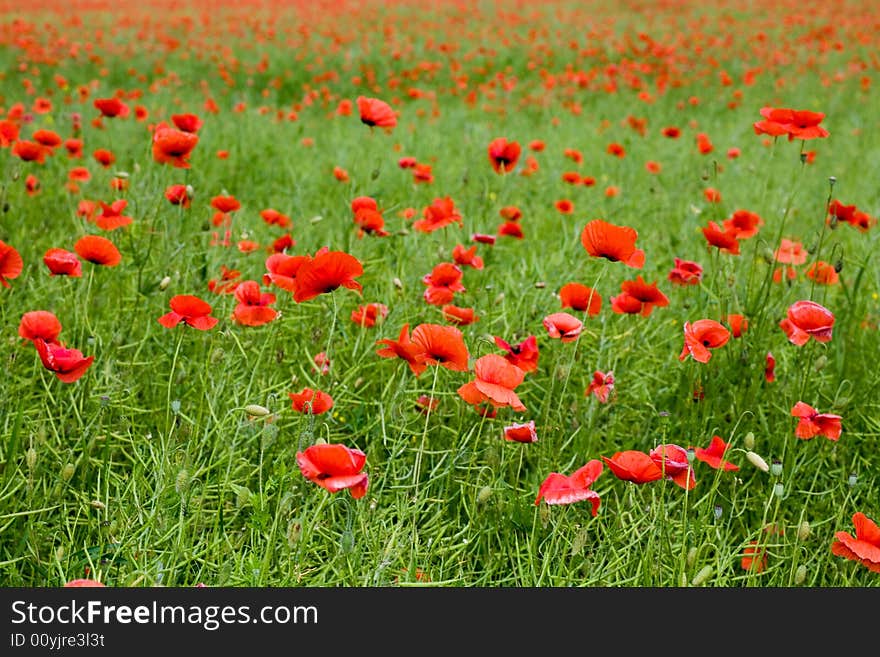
<box><xmin>1</xmin><ymin>0</ymin><xmax>878</xmax><ymax>588</ymax></box>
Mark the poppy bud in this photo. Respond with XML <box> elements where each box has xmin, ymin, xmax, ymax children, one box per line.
<box><xmin>743</xmin><ymin>431</ymin><xmax>755</xmax><ymax>450</ymax></box>
<box><xmin>799</xmin><ymin>152</ymin><xmax>807</xmax><ymax>164</ymax></box>
<box><xmin>494</xmin><ymin>292</ymin><xmax>505</xmax><ymax>305</ymax></box>
<box><xmin>244</xmin><ymin>404</ymin><xmax>272</xmax><ymax>418</ymax></box>
<box><xmin>61</xmin><ymin>462</ymin><xmax>76</xmax><ymax>482</ymax></box>
<box><xmin>55</xmin><ymin>546</ymin><xmax>65</xmax><ymax>561</ymax></box>
<box><xmin>534</xmin><ymin>281</ymin><xmax>546</xmax><ymax>289</ymax></box>
<box><xmin>393</xmin><ymin>277</ymin><xmax>403</xmax><ymax>289</ymax></box>
<box><xmin>813</xmin><ymin>355</ymin><xmax>828</xmax><ymax>372</ymax></box>
<box><xmin>797</xmin><ymin>520</ymin><xmax>811</xmax><ymax>541</ymax></box>
<box><xmin>476</xmin><ymin>486</ymin><xmax>493</xmax><ymax>504</ymax></box>
<box><xmin>26</xmin><ymin>447</ymin><xmax>37</xmax><ymax>471</ymax></box>
<box><xmin>794</xmin><ymin>564</ymin><xmax>807</xmax><ymax>585</ymax></box>
<box><xmin>90</xmin><ymin>500</ymin><xmax>106</xmax><ymax>510</ymax></box>
<box><xmin>691</xmin><ymin>565</ymin><xmax>713</xmax><ymax>586</ymax></box>
<box><xmin>761</xmin><ymin>248</ymin><xmax>775</xmax><ymax>264</ymax></box>
<box><xmin>828</xmin><ymin>176</ymin><xmax>836</xmax><ymax>187</ymax></box>
<box><xmin>833</xmin><ymin>259</ymin><xmax>843</xmax><ymax>273</ymax></box>
<box><xmin>746</xmin><ymin>450</ymin><xmax>769</xmax><ymax>472</ymax></box>
<box><xmin>186</xmin><ymin>184</ymin><xmax>194</xmax><ymax>197</ymax></box>
<box><xmin>159</xmin><ymin>275</ymin><xmax>171</xmax><ymax>290</ymax></box>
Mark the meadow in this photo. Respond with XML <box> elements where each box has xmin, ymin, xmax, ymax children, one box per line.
<box><xmin>0</xmin><ymin>0</ymin><xmax>878</xmax><ymax>588</ymax></box>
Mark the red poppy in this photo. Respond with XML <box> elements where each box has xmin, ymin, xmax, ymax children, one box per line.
<box><xmin>559</xmin><ymin>282</ymin><xmax>602</xmax><ymax>317</ymax></box>
<box><xmin>12</xmin><ymin>140</ymin><xmax>48</xmax><ymax>164</ymax></box>
<box><xmin>494</xmin><ymin>335</ymin><xmax>539</xmax><ymax>373</ymax></box>
<box><xmin>32</xmin><ymin>129</ymin><xmax>62</xmax><ymax>150</ymax></box>
<box><xmin>152</xmin><ymin>122</ymin><xmax>199</xmax><ymax>168</ymax></box>
<box><xmin>442</xmin><ymin>304</ymin><xmax>479</xmax><ymax>325</ymax></box>
<box><xmin>611</xmin><ymin>276</ymin><xmax>669</xmax><ymax>317</ymax></box>
<box><xmin>296</xmin><ymin>443</ymin><xmax>368</xmax><ymax>499</ymax></box>
<box><xmin>64</xmin><ymin>138</ymin><xmax>83</xmax><ymax>159</ymax></box>
<box><xmin>94</xmin><ymin>200</ymin><xmax>133</xmax><ymax>231</ymax></box>
<box><xmin>668</xmin><ymin>257</ymin><xmax>703</xmax><ymax>286</ymax></box>
<box><xmin>581</xmin><ymin>219</ymin><xmax>645</xmax><ymax>268</ymax></box>
<box><xmin>779</xmin><ymin>300</ymin><xmax>834</xmax><ymax>346</ymax></box>
<box><xmin>543</xmin><ymin>312</ymin><xmax>583</xmax><ymax>342</ymax></box>
<box><xmin>471</xmin><ymin>233</ymin><xmax>496</xmax><ymax>245</ymax></box>
<box><xmin>693</xmin><ymin>435</ymin><xmax>739</xmax><ymax>471</ymax></box>
<box><xmin>333</xmin><ymin>166</ymin><xmax>350</xmax><ymax>182</ymax></box>
<box><xmin>412</xmin><ymin>163</ymin><xmax>434</xmax><ymax>184</ymax></box>
<box><xmin>313</xmin><ymin>352</ymin><xmax>331</xmax><ymax>375</ymax></box>
<box><xmin>157</xmin><ymin>295</ymin><xmax>219</xmax><ymax>330</ymax></box>
<box><xmin>171</xmin><ymin>113</ymin><xmax>203</xmax><ymax>133</ymax></box>
<box><xmin>661</xmin><ymin>126</ymin><xmax>681</xmax><ymax>138</ymax></box>
<box><xmin>499</xmin><ymin>206</ymin><xmax>522</xmax><ymax>222</ymax></box>
<box><xmin>398</xmin><ymin>156</ymin><xmax>417</xmax><ymax>169</ymax></box>
<box><xmin>422</xmin><ymin>261</ymin><xmax>465</xmax><ymax>305</ymax></box>
<box><xmin>586</xmin><ymin>370</ymin><xmax>614</xmax><ymax>403</ymax></box>
<box><xmin>529</xmin><ymin>140</ymin><xmax>545</xmax><ymax>152</ymax></box>
<box><xmin>260</xmin><ymin>208</ymin><xmax>292</xmax><ymax>228</ymax></box>
<box><xmin>351</xmin><ymin>302</ymin><xmax>388</xmax><ymax>327</ymax></box>
<box><xmin>92</xmin><ymin>148</ymin><xmax>115</xmax><ymax>168</ymax></box>
<box><xmin>210</xmin><ymin>194</ymin><xmax>240</xmax><ymax>214</ymax></box>
<box><xmin>413</xmin><ymin>197</ymin><xmax>463</xmax><ymax>233</ymax></box>
<box><xmin>0</xmin><ymin>118</ymin><xmax>20</xmax><ymax>146</ymax></box>
<box><xmin>753</xmin><ymin>107</ymin><xmax>829</xmax><ymax>141</ymax></box>
<box><xmin>94</xmin><ymin>97</ymin><xmax>128</xmax><ymax>118</ymax></box>
<box><xmin>292</xmin><ymin>248</ymin><xmax>364</xmax><ymax>303</ymax></box>
<box><xmin>411</xmin><ymin>323</ymin><xmax>470</xmax><ymax>372</ymax></box>
<box><xmin>208</xmin><ymin>265</ymin><xmax>241</xmax><ymax>294</ymax></box>
<box><xmin>497</xmin><ymin>221</ymin><xmax>524</xmax><ymax>239</ymax></box>
<box><xmin>831</xmin><ymin>512</ymin><xmax>880</xmax><ymax>573</ymax></box>
<box><xmin>563</xmin><ymin>147</ymin><xmax>583</xmax><ymax>163</ymax></box>
<box><xmin>289</xmin><ymin>388</ymin><xmax>334</xmax><ymax>415</ymax></box>
<box><xmin>263</xmin><ymin>252</ymin><xmax>310</xmax><ymax>292</ymax></box>
<box><xmin>602</xmin><ymin>450</ymin><xmax>663</xmax><ymax>484</ymax></box>
<box><xmin>33</xmin><ymin>338</ymin><xmax>94</xmax><ymax>383</ymax></box>
<box><xmin>534</xmin><ymin>460</ymin><xmax>604</xmax><ymax>514</ymax></box>
<box><xmin>487</xmin><ymin>137</ymin><xmax>521</xmax><ymax>174</ymax></box>
<box><xmin>18</xmin><ymin>310</ymin><xmax>62</xmax><ymax>343</ymax></box>
<box><xmin>791</xmin><ymin>401</ymin><xmax>842</xmax><ymax>441</ymax></box>
<box><xmin>68</xmin><ymin>167</ymin><xmax>90</xmax><ymax>183</ymax></box>
<box><xmin>165</xmin><ymin>184</ymin><xmax>192</xmax><ymax>208</ymax></box>
<box><xmin>606</xmin><ymin>142</ymin><xmax>625</xmax><ymax>158</ymax></box>
<box><xmin>0</xmin><ymin>240</ymin><xmax>24</xmax><ymax>287</ymax></box>
<box><xmin>452</xmin><ymin>244</ymin><xmax>484</xmax><ymax>270</ymax></box>
<box><xmin>357</xmin><ymin>96</ymin><xmax>397</xmax><ymax>129</ymax></box>
<box><xmin>702</xmin><ymin>221</ymin><xmax>740</xmax><ymax>255</ymax></box>
<box><xmin>679</xmin><ymin>319</ymin><xmax>730</xmax><ymax>364</ymax></box>
<box><xmin>774</xmin><ymin>238</ymin><xmax>807</xmax><ymax>265</ymax></box>
<box><xmin>765</xmin><ymin>352</ymin><xmax>776</xmax><ymax>383</ymax></box>
<box><xmin>741</xmin><ymin>541</ymin><xmax>768</xmax><ymax>573</ymax></box>
<box><xmin>723</xmin><ymin>209</ymin><xmax>764</xmax><ymax>239</ymax></box>
<box><xmin>415</xmin><ymin>395</ymin><xmax>439</xmax><ymax>414</ymax></box>
<box><xmin>43</xmin><ymin>248</ymin><xmax>82</xmax><ymax>277</ymax></box>
<box><xmin>26</xmin><ymin>173</ymin><xmax>41</xmax><ymax>196</ymax></box>
<box><xmin>805</xmin><ymin>261</ymin><xmax>839</xmax><ymax>285</ymax></box>
<box><xmin>272</xmin><ymin>234</ymin><xmax>295</xmax><ymax>253</ymax></box>
<box><xmin>504</xmin><ymin>420</ymin><xmax>537</xmax><ymax>443</ymax></box>
<box><xmin>554</xmin><ymin>199</ymin><xmax>574</xmax><ymax>215</ymax></box>
<box><xmin>725</xmin><ymin>314</ymin><xmax>748</xmax><ymax>338</ymax></box>
<box><xmin>232</xmin><ymin>280</ymin><xmax>277</xmax><ymax>326</ymax></box>
<box><xmin>64</xmin><ymin>579</ymin><xmax>105</xmax><ymax>588</ymax></box>
<box><xmin>375</xmin><ymin>323</ymin><xmax>428</xmax><ymax>376</ymax></box>
<box><xmin>772</xmin><ymin>265</ymin><xmax>797</xmax><ymax>284</ymax></box>
<box><xmin>73</xmin><ymin>235</ymin><xmax>121</xmax><ymax>267</ymax></box>
<box><xmin>649</xmin><ymin>444</ymin><xmax>696</xmax><ymax>490</ymax></box>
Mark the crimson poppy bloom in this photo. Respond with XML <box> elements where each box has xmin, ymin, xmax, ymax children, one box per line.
<box><xmin>94</xmin><ymin>200</ymin><xmax>133</xmax><ymax>231</ymax></box>
<box><xmin>499</xmin><ymin>206</ymin><xmax>522</xmax><ymax>222</ymax></box>
<box><xmin>296</xmin><ymin>443</ymin><xmax>368</xmax><ymax>499</ymax></box>
<box><xmin>458</xmin><ymin>354</ymin><xmax>527</xmax><ymax>412</ymax></box>
<box><xmin>504</xmin><ymin>420</ymin><xmax>537</xmax><ymax>443</ymax></box>
<box><xmin>19</xmin><ymin>310</ymin><xmax>62</xmax><ymax>343</ymax></box>
<box><xmin>723</xmin><ymin>209</ymin><xmax>764</xmax><ymax>239</ymax></box>
<box><xmin>422</xmin><ymin>262</ymin><xmax>465</xmax><ymax>305</ymax></box>
<box><xmin>668</xmin><ymin>257</ymin><xmax>703</xmax><ymax>286</ymax></box>
<box><xmin>725</xmin><ymin>314</ymin><xmax>748</xmax><ymax>338</ymax></box>
<box><xmin>442</xmin><ymin>304</ymin><xmax>479</xmax><ymax>325</ymax></box>
<box><xmin>63</xmin><ymin>579</ymin><xmax>105</xmax><ymax>588</ymax></box>
<box><xmin>74</xmin><ymin>235</ymin><xmax>121</xmax><ymax>267</ymax></box>
<box><xmin>0</xmin><ymin>118</ymin><xmax>20</xmax><ymax>146</ymax></box>
<box><xmin>64</xmin><ymin>138</ymin><xmax>83</xmax><ymax>159</ymax></box>
<box><xmin>805</xmin><ymin>261</ymin><xmax>839</xmax><ymax>285</ymax></box>
<box><xmin>313</xmin><ymin>352</ymin><xmax>331</xmax><ymax>375</ymax></box>
<box><xmin>411</xmin><ymin>323</ymin><xmax>470</xmax><ymax>372</ymax></box>
<box><xmin>351</xmin><ymin>302</ymin><xmax>388</xmax><ymax>327</ymax></box>
<box><xmin>33</xmin><ymin>338</ymin><xmax>94</xmax><ymax>383</ymax></box>
<box><xmin>171</xmin><ymin>113</ymin><xmax>203</xmax><ymax>133</ymax></box>
<box><xmin>292</xmin><ymin>248</ymin><xmax>364</xmax><ymax>303</ymax></box>
<box><xmin>791</xmin><ymin>401</ymin><xmax>842</xmax><ymax>441</ymax></box>
<box><xmin>693</xmin><ymin>435</ymin><xmax>739</xmax><ymax>471</ymax></box>
<box><xmin>413</xmin><ymin>197</ymin><xmax>463</xmax><ymax>233</ymax></box>
<box><xmin>774</xmin><ymin>238</ymin><xmax>807</xmax><ymax>265</ymax></box>
<box><xmin>260</xmin><ymin>208</ymin><xmax>292</xmax><ymax>229</ymax></box>
<box><xmin>765</xmin><ymin>352</ymin><xmax>776</xmax><ymax>383</ymax></box>
<box><xmin>586</xmin><ymin>370</ymin><xmax>614</xmax><ymax>403</ymax></box>
<box><xmin>232</xmin><ymin>280</ymin><xmax>277</xmax><ymax>326</ymax></box>
<box><xmin>353</xmin><ymin>206</ymin><xmax>389</xmax><ymax>238</ymax></box>
<box><xmin>0</xmin><ymin>241</ymin><xmax>24</xmax><ymax>287</ymax></box>
<box><xmin>43</xmin><ymin>248</ymin><xmax>82</xmax><ymax>277</ymax></box>
<box><xmin>555</xmin><ymin>199</ymin><xmax>574</xmax><ymax>215</ymax></box>
<box><xmin>165</xmin><ymin>184</ymin><xmax>192</xmax><ymax>208</ymax></box>
<box><xmin>157</xmin><ymin>295</ymin><xmax>219</xmax><ymax>330</ymax></box>
<box><xmin>559</xmin><ymin>283</ymin><xmax>602</xmax><ymax>317</ymax></box>
<box><xmin>535</xmin><ymin>460</ymin><xmax>604</xmax><ymax>514</ymax></box>
<box><xmin>702</xmin><ymin>221</ymin><xmax>740</xmax><ymax>255</ymax></box>
<box><xmin>92</xmin><ymin>148</ymin><xmax>115</xmax><ymax>168</ymax></box>
<box><xmin>32</xmin><ymin>129</ymin><xmax>62</xmax><ymax>150</ymax></box>
<box><xmin>497</xmin><ymin>221</ymin><xmax>524</xmax><ymax>239</ymax></box>
<box><xmin>487</xmin><ymin>137</ymin><xmax>521</xmax><ymax>174</ymax></box>
<box><xmin>679</xmin><ymin>319</ymin><xmax>730</xmax><ymax>363</ymax></box>
<box><xmin>779</xmin><ymin>300</ymin><xmax>834</xmax><ymax>346</ymax></box>
<box><xmin>452</xmin><ymin>244</ymin><xmax>484</xmax><ymax>270</ymax></box>
<box><xmin>649</xmin><ymin>444</ymin><xmax>696</xmax><ymax>490</ymax></box>
<box><xmin>494</xmin><ymin>335</ymin><xmax>539</xmax><ymax>373</ymax></box>
<box><xmin>831</xmin><ymin>512</ymin><xmax>880</xmax><ymax>573</ymax></box>
<box><xmin>357</xmin><ymin>96</ymin><xmax>396</xmax><ymax>129</ymax></box>
<box><xmin>210</xmin><ymin>194</ymin><xmax>240</xmax><ymax>214</ymax></box>
<box><xmin>263</xmin><ymin>252</ymin><xmax>310</xmax><ymax>292</ymax></box>
<box><xmin>543</xmin><ymin>312</ymin><xmax>583</xmax><ymax>342</ymax></box>
<box><xmin>581</xmin><ymin>219</ymin><xmax>645</xmax><ymax>268</ymax></box>
<box><xmin>12</xmin><ymin>140</ymin><xmax>48</xmax><ymax>164</ymax></box>
<box><xmin>94</xmin><ymin>97</ymin><xmax>128</xmax><ymax>118</ymax></box>
<box><xmin>152</xmin><ymin>122</ymin><xmax>199</xmax><ymax>168</ymax></box>
<box><xmin>611</xmin><ymin>276</ymin><xmax>669</xmax><ymax>317</ymax></box>
<box><xmin>741</xmin><ymin>541</ymin><xmax>768</xmax><ymax>573</ymax></box>
<box><xmin>753</xmin><ymin>107</ymin><xmax>829</xmax><ymax>141</ymax></box>
<box><xmin>375</xmin><ymin>323</ymin><xmax>428</xmax><ymax>376</ymax></box>
<box><xmin>602</xmin><ymin>450</ymin><xmax>663</xmax><ymax>484</ymax></box>
<box><xmin>289</xmin><ymin>388</ymin><xmax>334</xmax><ymax>415</ymax></box>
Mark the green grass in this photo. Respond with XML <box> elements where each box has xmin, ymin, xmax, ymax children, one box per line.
<box><xmin>0</xmin><ymin>0</ymin><xmax>878</xmax><ymax>587</ymax></box>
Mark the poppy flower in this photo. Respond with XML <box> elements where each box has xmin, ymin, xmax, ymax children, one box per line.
<box><xmin>611</xmin><ymin>276</ymin><xmax>669</xmax><ymax>317</ymax></box>
<box><xmin>64</xmin><ymin>138</ymin><xmax>83</xmax><ymax>158</ymax></box>
<box><xmin>415</xmin><ymin>394</ymin><xmax>439</xmax><ymax>414</ymax></box>
<box><xmin>679</xmin><ymin>319</ymin><xmax>730</xmax><ymax>363</ymax></box>
<box><xmin>442</xmin><ymin>304</ymin><xmax>479</xmax><ymax>325</ymax></box>
<box><xmin>741</xmin><ymin>541</ymin><xmax>768</xmax><ymax>573</ymax></box>
<box><xmin>723</xmin><ymin>209</ymin><xmax>764</xmax><ymax>239</ymax></box>
<box><xmin>272</xmin><ymin>233</ymin><xmax>296</xmax><ymax>253</ymax></box>
<box><xmin>43</xmin><ymin>247</ymin><xmax>82</xmax><ymax>277</ymax></box>
<box><xmin>12</xmin><ymin>140</ymin><xmax>48</xmax><ymax>164</ymax></box>
<box><xmin>152</xmin><ymin>122</ymin><xmax>199</xmax><ymax>168</ymax></box>
<box><xmin>696</xmin><ymin>133</ymin><xmax>714</xmax><ymax>154</ymax></box>
<box><xmin>411</xmin><ymin>323</ymin><xmax>470</xmax><ymax>372</ymax></box>
<box><xmin>779</xmin><ymin>300</ymin><xmax>834</xmax><ymax>346</ymax></box>
<box><xmin>356</xmin><ymin>96</ymin><xmax>396</xmax><ymax>129</ymax></box>
<box><xmin>289</xmin><ymin>388</ymin><xmax>334</xmax><ymax>415</ymax></box>
<box><xmin>504</xmin><ymin>420</ymin><xmax>537</xmax><ymax>443</ymax></box>
<box><xmin>73</xmin><ymin>235</ymin><xmax>121</xmax><ymax>267</ymax></box>
<box><xmin>452</xmin><ymin>244</ymin><xmax>484</xmax><ymax>270</ymax></box>
<box><xmin>725</xmin><ymin>314</ymin><xmax>748</xmax><ymax>338</ymax></box>
<box><xmin>232</xmin><ymin>280</ymin><xmax>277</xmax><ymax>326</ymax></box>
<box><xmin>210</xmin><ymin>194</ymin><xmax>240</xmax><ymax>214</ymax></box>
<box><xmin>559</xmin><ymin>282</ymin><xmax>602</xmax><ymax>317</ymax></box>
<box><xmin>494</xmin><ymin>335</ymin><xmax>539</xmax><ymax>373</ymax></box>
<box><xmin>534</xmin><ymin>460</ymin><xmax>604</xmax><ymax>514</ymax></box>
<box><xmin>68</xmin><ymin>167</ymin><xmax>91</xmax><ymax>183</ymax></box>
<box><xmin>94</xmin><ymin>200</ymin><xmax>133</xmax><ymax>231</ymax></box>
<box><xmin>292</xmin><ymin>248</ymin><xmax>364</xmax><ymax>303</ymax></box>
<box><xmin>296</xmin><ymin>443</ymin><xmax>368</xmax><ymax>499</ymax></box>
<box><xmin>412</xmin><ymin>163</ymin><xmax>434</xmax><ymax>184</ymax></box>
<box><xmin>165</xmin><ymin>184</ymin><xmax>192</xmax><ymax>208</ymax></box>
<box><xmin>263</xmin><ymin>252</ymin><xmax>309</xmax><ymax>292</ymax></box>
<box><xmin>18</xmin><ymin>310</ymin><xmax>62</xmax><ymax>343</ymax></box>
<box><xmin>94</xmin><ymin>97</ymin><xmax>128</xmax><ymax>118</ymax></box>
<box><xmin>171</xmin><ymin>113</ymin><xmax>203</xmax><ymax>133</ymax></box>
<box><xmin>398</xmin><ymin>156</ymin><xmax>417</xmax><ymax>169</ymax></box>
<box><xmin>33</xmin><ymin>338</ymin><xmax>94</xmax><ymax>383</ymax></box>
<box><xmin>497</xmin><ymin>221</ymin><xmax>524</xmax><ymax>239</ymax></box>
<box><xmin>260</xmin><ymin>208</ymin><xmax>292</xmax><ymax>229</ymax></box>
<box><xmin>555</xmin><ymin>199</ymin><xmax>574</xmax><ymax>215</ymax></box>
<box><xmin>774</xmin><ymin>238</ymin><xmax>807</xmax><ymax>265</ymax></box>
<box><xmin>351</xmin><ymin>302</ymin><xmax>388</xmax><ymax>327</ymax></box>
<box><xmin>422</xmin><ymin>261</ymin><xmax>465</xmax><ymax>305</ymax></box>
<box><xmin>649</xmin><ymin>444</ymin><xmax>696</xmax><ymax>490</ymax></box>
<box><xmin>26</xmin><ymin>173</ymin><xmax>41</xmax><ymax>195</ymax></box>
<box><xmin>0</xmin><ymin>118</ymin><xmax>20</xmax><ymax>146</ymax></box>
<box><xmin>487</xmin><ymin>137</ymin><xmax>521</xmax><ymax>174</ymax></box>
<box><xmin>32</xmin><ymin>129</ymin><xmax>62</xmax><ymax>150</ymax></box>
<box><xmin>753</xmin><ymin>107</ymin><xmax>829</xmax><ymax>141</ymax></box>
<box><xmin>157</xmin><ymin>295</ymin><xmax>219</xmax><ymax>330</ymax></box>
<box><xmin>543</xmin><ymin>312</ymin><xmax>583</xmax><ymax>342</ymax></box>
<box><xmin>63</xmin><ymin>579</ymin><xmax>105</xmax><ymax>587</ymax></box>
<box><xmin>765</xmin><ymin>352</ymin><xmax>776</xmax><ymax>383</ymax></box>
<box><xmin>702</xmin><ymin>221</ymin><xmax>740</xmax><ymax>255</ymax></box>
<box><xmin>805</xmin><ymin>261</ymin><xmax>839</xmax><ymax>285</ymax></box>
<box><xmin>471</xmin><ymin>233</ymin><xmax>496</xmax><ymax>245</ymax></box>
<box><xmin>0</xmin><ymin>241</ymin><xmax>24</xmax><ymax>287</ymax></box>
<box><xmin>668</xmin><ymin>257</ymin><xmax>703</xmax><ymax>286</ymax></box>
<box><xmin>581</xmin><ymin>219</ymin><xmax>645</xmax><ymax>268</ymax></box>
<box><xmin>208</xmin><ymin>265</ymin><xmax>241</xmax><ymax>294</ymax></box>
<box><xmin>602</xmin><ymin>450</ymin><xmax>664</xmax><ymax>484</ymax></box>
<box><xmin>499</xmin><ymin>206</ymin><xmax>522</xmax><ymax>222</ymax></box>
<box><xmin>831</xmin><ymin>512</ymin><xmax>880</xmax><ymax>573</ymax></box>
<box><xmin>313</xmin><ymin>352</ymin><xmax>331</xmax><ymax>375</ymax></box>
<box><xmin>333</xmin><ymin>166</ymin><xmax>350</xmax><ymax>182</ymax></box>
<box><xmin>92</xmin><ymin>148</ymin><xmax>115</xmax><ymax>168</ymax></box>
<box><xmin>791</xmin><ymin>401</ymin><xmax>842</xmax><ymax>441</ymax></box>
<box><xmin>586</xmin><ymin>370</ymin><xmax>614</xmax><ymax>403</ymax></box>
<box><xmin>413</xmin><ymin>197</ymin><xmax>463</xmax><ymax>233</ymax></box>
<box><xmin>693</xmin><ymin>435</ymin><xmax>739</xmax><ymax>471</ymax></box>
<box><xmin>606</xmin><ymin>142</ymin><xmax>625</xmax><ymax>158</ymax></box>
<box><xmin>375</xmin><ymin>323</ymin><xmax>428</xmax><ymax>376</ymax></box>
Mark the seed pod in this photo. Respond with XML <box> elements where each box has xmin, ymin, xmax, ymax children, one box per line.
<box><xmin>691</xmin><ymin>565</ymin><xmax>713</xmax><ymax>586</ymax></box>
<box><xmin>797</xmin><ymin>520</ymin><xmax>811</xmax><ymax>541</ymax></box>
<box><xmin>794</xmin><ymin>564</ymin><xmax>807</xmax><ymax>585</ymax></box>
<box><xmin>244</xmin><ymin>404</ymin><xmax>272</xmax><ymax>418</ymax></box>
